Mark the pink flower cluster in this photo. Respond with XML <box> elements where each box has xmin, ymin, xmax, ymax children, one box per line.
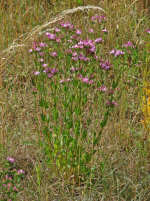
<box><xmin>97</xmin><ymin>85</ymin><xmax>107</xmax><ymax>92</ymax></box>
<box><xmin>106</xmin><ymin>100</ymin><xmax>118</xmax><ymax>106</ymax></box>
<box><xmin>78</xmin><ymin>74</ymin><xmax>94</xmax><ymax>85</ymax></box>
<box><xmin>59</xmin><ymin>78</ymin><xmax>72</xmax><ymax>83</ymax></box>
<box><xmin>60</xmin><ymin>22</ymin><xmax>74</xmax><ymax>30</ymax></box>
<box><xmin>91</xmin><ymin>15</ymin><xmax>106</xmax><ymax>23</ymax></box>
<box><xmin>123</xmin><ymin>41</ymin><xmax>135</xmax><ymax>48</ymax></box>
<box><xmin>110</xmin><ymin>49</ymin><xmax>125</xmax><ymax>57</ymax></box>
<box><xmin>45</xmin><ymin>32</ymin><xmax>56</xmax><ymax>40</ymax></box>
<box><xmin>29</xmin><ymin>41</ymin><xmax>47</xmax><ymax>53</ymax></box>
<box><xmin>100</xmin><ymin>60</ymin><xmax>111</xmax><ymax>70</ymax></box>
<box><xmin>43</xmin><ymin>67</ymin><xmax>58</xmax><ymax>78</ymax></box>
<box><xmin>7</xmin><ymin>157</ymin><xmax>15</xmax><ymax>163</ymax></box>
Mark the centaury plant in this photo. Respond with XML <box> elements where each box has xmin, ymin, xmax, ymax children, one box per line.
<box><xmin>28</xmin><ymin>14</ymin><xmax>138</xmax><ymax>183</ymax></box>
<box><xmin>0</xmin><ymin>157</ymin><xmax>25</xmax><ymax>201</ymax></box>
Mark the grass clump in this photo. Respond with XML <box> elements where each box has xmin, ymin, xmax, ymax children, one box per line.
<box><xmin>0</xmin><ymin>0</ymin><xmax>150</xmax><ymax>200</ymax></box>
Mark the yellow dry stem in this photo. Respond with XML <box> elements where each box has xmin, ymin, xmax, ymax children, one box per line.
<box><xmin>142</xmin><ymin>82</ymin><xmax>150</xmax><ymax>130</ymax></box>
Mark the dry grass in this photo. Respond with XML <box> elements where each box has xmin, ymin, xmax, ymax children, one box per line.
<box><xmin>0</xmin><ymin>0</ymin><xmax>150</xmax><ymax>200</ymax></box>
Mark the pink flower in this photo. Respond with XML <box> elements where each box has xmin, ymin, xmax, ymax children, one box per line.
<box><xmin>78</xmin><ymin>40</ymin><xmax>84</xmax><ymax>45</ymax></box>
<box><xmin>39</xmin><ymin>42</ymin><xmax>47</xmax><ymax>47</ymax></box>
<box><xmin>47</xmin><ymin>73</ymin><xmax>53</xmax><ymax>78</ymax></box>
<box><xmin>59</xmin><ymin>78</ymin><xmax>72</xmax><ymax>83</ymax></box>
<box><xmin>71</xmin><ymin>35</ymin><xmax>78</xmax><ymax>39</ymax></box>
<box><xmin>102</xmin><ymin>28</ymin><xmax>108</xmax><ymax>33</ymax></box>
<box><xmin>5</xmin><ymin>175</ymin><xmax>12</xmax><ymax>180</ymax></box>
<box><xmin>39</xmin><ymin>52</ymin><xmax>44</xmax><ymax>56</ymax></box>
<box><xmin>83</xmin><ymin>57</ymin><xmax>90</xmax><ymax>61</ymax></box>
<box><xmin>88</xmin><ymin>80</ymin><xmax>94</xmax><ymax>84</ymax></box>
<box><xmin>67</xmin><ymin>39</ymin><xmax>73</xmax><ymax>43</ymax></box>
<box><xmin>78</xmin><ymin>53</ymin><xmax>90</xmax><ymax>61</ymax></box>
<box><xmin>66</xmin><ymin>49</ymin><xmax>72</xmax><ymax>54</ymax></box>
<box><xmin>29</xmin><ymin>49</ymin><xmax>33</xmax><ymax>53</ymax></box>
<box><xmin>71</xmin><ymin>66</ymin><xmax>82</xmax><ymax>72</ymax></box>
<box><xmin>83</xmin><ymin>39</ymin><xmax>94</xmax><ymax>47</ymax></box>
<box><xmin>13</xmin><ymin>186</ymin><xmax>18</xmax><ymax>192</ymax></box>
<box><xmin>95</xmin><ymin>37</ymin><xmax>103</xmax><ymax>43</ymax></box>
<box><xmin>35</xmin><ymin>47</ymin><xmax>41</xmax><ymax>52</ymax></box>
<box><xmin>7</xmin><ymin>157</ymin><xmax>15</xmax><ymax>163</ymax></box>
<box><xmin>32</xmin><ymin>41</ymin><xmax>38</xmax><ymax>49</ymax></box>
<box><xmin>46</xmin><ymin>32</ymin><xmax>56</xmax><ymax>40</ymax></box>
<box><xmin>51</xmin><ymin>52</ymin><xmax>57</xmax><ymax>57</ymax></box>
<box><xmin>5</xmin><ymin>175</ymin><xmax>9</xmax><ymax>179</ymax></box>
<box><xmin>17</xmin><ymin>169</ymin><xmax>25</xmax><ymax>174</ymax></box>
<box><xmin>39</xmin><ymin>58</ymin><xmax>44</xmax><ymax>62</ymax></box>
<box><xmin>80</xmin><ymin>76</ymin><xmax>94</xmax><ymax>84</ymax></box>
<box><xmin>97</xmin><ymin>85</ymin><xmax>107</xmax><ymax>92</ymax></box>
<box><xmin>82</xmin><ymin>77</ymin><xmax>89</xmax><ymax>83</ymax></box>
<box><xmin>91</xmin><ymin>16</ymin><xmax>96</xmax><ymax>21</ymax></box>
<box><xmin>76</xmin><ymin>29</ymin><xmax>82</xmax><ymax>35</ymax></box>
<box><xmin>72</xmin><ymin>44</ymin><xmax>79</xmax><ymax>49</ymax></box>
<box><xmin>72</xmin><ymin>52</ymin><xmax>78</xmax><ymax>57</ymax></box>
<box><xmin>78</xmin><ymin>45</ymin><xmax>84</xmax><ymax>49</ymax></box>
<box><xmin>91</xmin><ymin>15</ymin><xmax>106</xmax><ymax>22</ymax></box>
<box><xmin>55</xmin><ymin>27</ymin><xmax>61</xmax><ymax>32</ymax></box>
<box><xmin>123</xmin><ymin>41</ymin><xmax>135</xmax><ymax>48</ymax></box>
<box><xmin>110</xmin><ymin>49</ymin><xmax>125</xmax><ymax>57</ymax></box>
<box><xmin>72</xmin><ymin>56</ymin><xmax>79</xmax><ymax>61</ymax></box>
<box><xmin>32</xmin><ymin>88</ymin><xmax>37</xmax><ymax>93</ymax></box>
<box><xmin>70</xmin><ymin>67</ymin><xmax>79</xmax><ymax>72</ymax></box>
<box><xmin>56</xmin><ymin>38</ymin><xmax>61</xmax><ymax>43</ymax></box>
<box><xmin>89</xmin><ymin>46</ymin><xmax>96</xmax><ymax>53</ymax></box>
<box><xmin>100</xmin><ymin>60</ymin><xmax>111</xmax><ymax>70</ymax></box>
<box><xmin>146</xmin><ymin>29</ymin><xmax>150</xmax><ymax>34</ymax></box>
<box><xmin>69</xmin><ymin>24</ymin><xmax>74</xmax><ymax>30</ymax></box>
<box><xmin>72</xmin><ymin>43</ymin><xmax>84</xmax><ymax>49</ymax></box>
<box><xmin>115</xmin><ymin>50</ymin><xmax>125</xmax><ymax>56</ymax></box>
<box><xmin>50</xmin><ymin>68</ymin><xmax>58</xmax><ymax>74</ymax></box>
<box><xmin>60</xmin><ymin>22</ymin><xmax>74</xmax><ymax>29</ymax></box>
<box><xmin>42</xmin><ymin>63</ymin><xmax>48</xmax><ymax>67</ymax></box>
<box><xmin>78</xmin><ymin>74</ymin><xmax>83</xmax><ymax>79</ymax></box>
<box><xmin>106</xmin><ymin>100</ymin><xmax>118</xmax><ymax>106</ymax></box>
<box><xmin>7</xmin><ymin>183</ymin><xmax>11</xmax><ymax>189</ymax></box>
<box><xmin>89</xmin><ymin>28</ymin><xmax>94</xmax><ymax>33</ymax></box>
<box><xmin>109</xmin><ymin>49</ymin><xmax>115</xmax><ymax>54</ymax></box>
<box><xmin>34</xmin><ymin>71</ymin><xmax>40</xmax><ymax>75</ymax></box>
<box><xmin>94</xmin><ymin>55</ymin><xmax>99</xmax><ymax>60</ymax></box>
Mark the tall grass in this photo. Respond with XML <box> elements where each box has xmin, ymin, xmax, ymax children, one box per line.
<box><xmin>0</xmin><ymin>0</ymin><xmax>150</xmax><ymax>200</ymax></box>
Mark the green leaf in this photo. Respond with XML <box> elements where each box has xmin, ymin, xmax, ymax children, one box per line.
<box><xmin>77</xmin><ymin>0</ymin><xmax>82</xmax><ymax>5</ymax></box>
<box><xmin>52</xmin><ymin>109</ymin><xmax>59</xmax><ymax>121</ymax></box>
<box><xmin>39</xmin><ymin>98</ymin><xmax>49</xmax><ymax>108</ymax></box>
<box><xmin>40</xmin><ymin>113</ymin><xmax>46</xmax><ymax>122</ymax></box>
<box><xmin>100</xmin><ymin>111</ymin><xmax>109</xmax><ymax>128</ymax></box>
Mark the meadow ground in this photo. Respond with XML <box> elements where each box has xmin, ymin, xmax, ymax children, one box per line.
<box><xmin>0</xmin><ymin>0</ymin><xmax>150</xmax><ymax>200</ymax></box>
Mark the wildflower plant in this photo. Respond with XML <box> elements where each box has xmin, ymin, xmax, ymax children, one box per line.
<box><xmin>28</xmin><ymin>14</ymin><xmax>125</xmax><ymax>183</ymax></box>
<box><xmin>0</xmin><ymin>157</ymin><xmax>25</xmax><ymax>201</ymax></box>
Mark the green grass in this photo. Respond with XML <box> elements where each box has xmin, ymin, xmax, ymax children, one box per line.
<box><xmin>0</xmin><ymin>0</ymin><xmax>150</xmax><ymax>200</ymax></box>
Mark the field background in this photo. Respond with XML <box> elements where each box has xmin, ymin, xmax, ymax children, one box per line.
<box><xmin>0</xmin><ymin>0</ymin><xmax>150</xmax><ymax>200</ymax></box>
